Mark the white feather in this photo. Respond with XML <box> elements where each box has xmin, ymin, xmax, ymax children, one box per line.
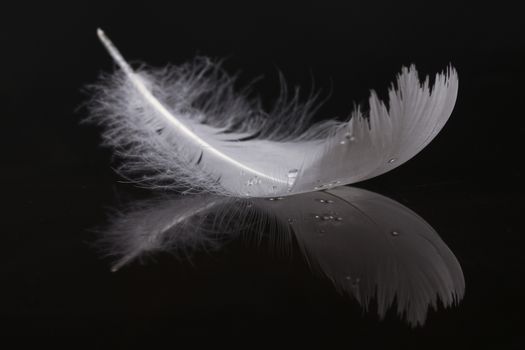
<box><xmin>88</xmin><ymin>29</ymin><xmax>458</xmax><ymax>197</ymax></box>
<box><xmin>102</xmin><ymin>187</ymin><xmax>464</xmax><ymax>326</ymax></box>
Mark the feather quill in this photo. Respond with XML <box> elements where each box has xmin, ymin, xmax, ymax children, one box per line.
<box><xmin>88</xmin><ymin>29</ymin><xmax>458</xmax><ymax>197</ymax></box>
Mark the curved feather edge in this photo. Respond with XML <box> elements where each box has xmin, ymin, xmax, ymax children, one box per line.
<box><xmin>87</xmin><ymin>29</ymin><xmax>458</xmax><ymax>197</ymax></box>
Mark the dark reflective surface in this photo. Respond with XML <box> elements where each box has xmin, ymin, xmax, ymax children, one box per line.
<box><xmin>3</xmin><ymin>0</ymin><xmax>524</xmax><ymax>344</ymax></box>
<box><xmin>4</xmin><ymin>182</ymin><xmax>521</xmax><ymax>342</ymax></box>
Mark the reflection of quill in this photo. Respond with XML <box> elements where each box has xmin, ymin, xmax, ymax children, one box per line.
<box><xmin>103</xmin><ymin>187</ymin><xmax>464</xmax><ymax>326</ymax></box>
<box><xmin>88</xmin><ymin>30</ymin><xmax>458</xmax><ymax>197</ymax></box>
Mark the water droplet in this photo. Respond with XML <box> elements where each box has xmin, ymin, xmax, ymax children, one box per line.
<box><xmin>314</xmin><ymin>215</ymin><xmax>321</xmax><ymax>220</ymax></box>
<box><xmin>287</xmin><ymin>169</ymin><xmax>298</xmax><ymax>184</ymax></box>
<box><xmin>314</xmin><ymin>180</ymin><xmax>327</xmax><ymax>190</ymax></box>
<box><xmin>322</xmin><ymin>215</ymin><xmax>331</xmax><ymax>220</ymax></box>
<box><xmin>329</xmin><ymin>215</ymin><xmax>334</xmax><ymax>220</ymax></box>
<box><xmin>317</xmin><ymin>199</ymin><xmax>326</xmax><ymax>203</ymax></box>
<box><xmin>322</xmin><ymin>199</ymin><xmax>334</xmax><ymax>204</ymax></box>
<box><xmin>340</xmin><ymin>140</ymin><xmax>346</xmax><ymax>145</ymax></box>
<box><xmin>287</xmin><ymin>169</ymin><xmax>298</xmax><ymax>191</ymax></box>
<box><xmin>336</xmin><ymin>217</ymin><xmax>343</xmax><ymax>221</ymax></box>
<box><xmin>345</xmin><ymin>276</ymin><xmax>352</xmax><ymax>281</ymax></box>
<box><xmin>268</xmin><ymin>198</ymin><xmax>275</xmax><ymax>201</ymax></box>
<box><xmin>325</xmin><ymin>180</ymin><xmax>341</xmax><ymax>188</ymax></box>
<box><xmin>246</xmin><ymin>176</ymin><xmax>260</xmax><ymax>186</ymax></box>
<box><xmin>344</xmin><ymin>132</ymin><xmax>356</xmax><ymax>142</ymax></box>
<box><xmin>391</xmin><ymin>230</ymin><xmax>400</xmax><ymax>236</ymax></box>
<box><xmin>388</xmin><ymin>158</ymin><xmax>397</xmax><ymax>163</ymax></box>
<box><xmin>246</xmin><ymin>202</ymin><xmax>253</xmax><ymax>208</ymax></box>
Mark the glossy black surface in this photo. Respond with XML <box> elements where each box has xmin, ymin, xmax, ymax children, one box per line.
<box><xmin>2</xmin><ymin>0</ymin><xmax>524</xmax><ymax>345</ymax></box>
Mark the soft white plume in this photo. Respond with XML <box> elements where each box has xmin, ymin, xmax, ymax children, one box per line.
<box><xmin>87</xmin><ymin>29</ymin><xmax>458</xmax><ymax>197</ymax></box>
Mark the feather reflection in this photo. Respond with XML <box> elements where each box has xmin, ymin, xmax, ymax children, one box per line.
<box><xmin>101</xmin><ymin>187</ymin><xmax>464</xmax><ymax>326</ymax></box>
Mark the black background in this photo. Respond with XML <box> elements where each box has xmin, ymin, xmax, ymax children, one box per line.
<box><xmin>2</xmin><ymin>0</ymin><xmax>524</xmax><ymax>345</ymax></box>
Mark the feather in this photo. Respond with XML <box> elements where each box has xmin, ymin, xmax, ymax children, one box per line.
<box><xmin>87</xmin><ymin>29</ymin><xmax>458</xmax><ymax>197</ymax></box>
<box><xmin>101</xmin><ymin>186</ymin><xmax>464</xmax><ymax>326</ymax></box>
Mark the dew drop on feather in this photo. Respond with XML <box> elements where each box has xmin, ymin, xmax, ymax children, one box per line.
<box><xmin>287</xmin><ymin>169</ymin><xmax>298</xmax><ymax>188</ymax></box>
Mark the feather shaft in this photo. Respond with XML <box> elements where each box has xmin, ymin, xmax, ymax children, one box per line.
<box><xmin>97</xmin><ymin>29</ymin><xmax>287</xmax><ymax>186</ymax></box>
